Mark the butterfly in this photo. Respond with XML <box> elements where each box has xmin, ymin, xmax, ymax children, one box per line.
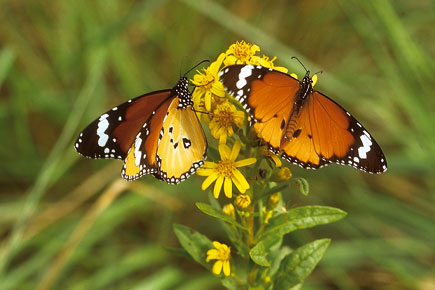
<box><xmin>74</xmin><ymin>76</ymin><xmax>207</xmax><ymax>183</ymax></box>
<box><xmin>219</xmin><ymin>63</ymin><xmax>387</xmax><ymax>174</ymax></box>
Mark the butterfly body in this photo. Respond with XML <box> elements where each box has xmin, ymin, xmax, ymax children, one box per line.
<box><xmin>75</xmin><ymin>77</ymin><xmax>207</xmax><ymax>183</ymax></box>
<box><xmin>219</xmin><ymin>64</ymin><xmax>387</xmax><ymax>174</ymax></box>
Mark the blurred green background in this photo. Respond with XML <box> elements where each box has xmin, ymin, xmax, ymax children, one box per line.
<box><xmin>0</xmin><ymin>0</ymin><xmax>434</xmax><ymax>289</ymax></box>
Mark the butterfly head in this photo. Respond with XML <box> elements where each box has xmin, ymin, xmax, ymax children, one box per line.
<box><xmin>174</xmin><ymin>77</ymin><xmax>193</xmax><ymax>108</ymax></box>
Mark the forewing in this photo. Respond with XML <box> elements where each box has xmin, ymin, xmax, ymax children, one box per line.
<box><xmin>219</xmin><ymin>65</ymin><xmax>299</xmax><ymax>149</ymax></box>
<box><xmin>75</xmin><ymin>90</ymin><xmax>172</xmax><ymax>160</ymax></box>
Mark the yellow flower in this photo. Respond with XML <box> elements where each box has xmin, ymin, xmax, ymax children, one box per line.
<box><xmin>196</xmin><ymin>140</ymin><xmax>256</xmax><ymax>199</ymax></box>
<box><xmin>206</xmin><ymin>241</ymin><xmax>231</xmax><ymax>276</ymax></box>
<box><xmin>192</xmin><ymin>53</ymin><xmax>226</xmax><ymax>111</ymax></box>
<box><xmin>235</xmin><ymin>194</ymin><xmax>251</xmax><ymax>210</ymax></box>
<box><xmin>224</xmin><ymin>40</ymin><xmax>262</xmax><ymax>66</ymax></box>
<box><xmin>271</xmin><ymin>167</ymin><xmax>292</xmax><ymax>182</ymax></box>
<box><xmin>222</xmin><ymin>203</ymin><xmax>235</xmax><ymax>218</ymax></box>
<box><xmin>251</xmin><ymin>55</ymin><xmax>288</xmax><ymax>73</ymax></box>
<box><xmin>209</xmin><ymin>101</ymin><xmax>245</xmax><ymax>144</ymax></box>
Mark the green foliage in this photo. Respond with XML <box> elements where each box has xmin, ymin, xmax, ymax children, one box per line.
<box><xmin>173</xmin><ymin>224</ymin><xmax>214</xmax><ymax>269</ymax></box>
<box><xmin>259</xmin><ymin>206</ymin><xmax>347</xmax><ymax>241</ymax></box>
<box><xmin>195</xmin><ymin>202</ymin><xmax>246</xmax><ymax>230</ymax></box>
<box><xmin>274</xmin><ymin>239</ymin><xmax>331</xmax><ymax>289</ymax></box>
<box><xmin>292</xmin><ymin>177</ymin><xmax>309</xmax><ymax>196</ymax></box>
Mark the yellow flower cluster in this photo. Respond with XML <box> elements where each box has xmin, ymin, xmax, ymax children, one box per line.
<box><xmin>191</xmin><ymin>41</ymin><xmax>288</xmax><ymax>145</ymax></box>
<box><xmin>193</xmin><ymin>41</ymin><xmax>288</xmax><ymax>200</ymax></box>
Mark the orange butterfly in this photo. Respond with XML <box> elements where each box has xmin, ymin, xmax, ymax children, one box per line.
<box><xmin>75</xmin><ymin>77</ymin><xmax>207</xmax><ymax>183</ymax></box>
<box><xmin>219</xmin><ymin>64</ymin><xmax>387</xmax><ymax>173</ymax></box>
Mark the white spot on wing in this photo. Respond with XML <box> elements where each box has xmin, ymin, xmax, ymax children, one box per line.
<box><xmin>358</xmin><ymin>134</ymin><xmax>373</xmax><ymax>159</ymax></box>
<box><xmin>236</xmin><ymin>65</ymin><xmax>253</xmax><ymax>89</ymax></box>
<box><xmin>97</xmin><ymin>114</ymin><xmax>109</xmax><ymax>147</ymax></box>
<box><xmin>134</xmin><ymin>134</ymin><xmax>143</xmax><ymax>166</ymax></box>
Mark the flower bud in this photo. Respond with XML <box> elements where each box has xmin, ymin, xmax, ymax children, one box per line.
<box><xmin>235</xmin><ymin>194</ymin><xmax>251</xmax><ymax>210</ymax></box>
<box><xmin>222</xmin><ymin>203</ymin><xmax>235</xmax><ymax>219</ymax></box>
<box><xmin>271</xmin><ymin>167</ymin><xmax>292</xmax><ymax>182</ymax></box>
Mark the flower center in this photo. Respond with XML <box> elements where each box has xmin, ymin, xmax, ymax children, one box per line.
<box><xmin>217</xmin><ymin>160</ymin><xmax>235</xmax><ymax>178</ymax></box>
<box><xmin>215</xmin><ymin>245</ymin><xmax>231</xmax><ymax>260</ymax></box>
<box><xmin>233</xmin><ymin>42</ymin><xmax>255</xmax><ymax>62</ymax></box>
<box><xmin>214</xmin><ymin>104</ymin><xmax>234</xmax><ymax>128</ymax></box>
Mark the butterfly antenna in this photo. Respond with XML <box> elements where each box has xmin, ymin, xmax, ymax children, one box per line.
<box><xmin>291</xmin><ymin>56</ymin><xmax>308</xmax><ymax>73</ymax></box>
<box><xmin>184</xmin><ymin>59</ymin><xmax>210</xmax><ymax>77</ymax></box>
<box><xmin>313</xmin><ymin>70</ymin><xmax>324</xmax><ymax>76</ymax></box>
<box><xmin>180</xmin><ymin>54</ymin><xmax>189</xmax><ymax>78</ymax></box>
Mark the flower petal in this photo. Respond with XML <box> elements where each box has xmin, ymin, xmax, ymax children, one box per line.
<box><xmin>271</xmin><ymin>155</ymin><xmax>282</xmax><ymax>167</ymax></box>
<box><xmin>202</xmin><ymin>161</ymin><xmax>218</xmax><ymax>169</ymax></box>
<box><xmin>202</xmin><ymin>172</ymin><xmax>218</xmax><ymax>190</ymax></box>
<box><xmin>196</xmin><ymin>168</ymin><xmax>216</xmax><ymax>176</ymax></box>
<box><xmin>219</xmin><ymin>134</ymin><xmax>227</xmax><ymax>145</ymax></box>
<box><xmin>213</xmin><ymin>176</ymin><xmax>224</xmax><ymax>198</ymax></box>
<box><xmin>211</xmin><ymin>82</ymin><xmax>226</xmax><ymax>97</ymax></box>
<box><xmin>206</xmin><ymin>249</ymin><xmax>219</xmax><ymax>261</ymax></box>
<box><xmin>209</xmin><ymin>53</ymin><xmax>225</xmax><ymax>74</ymax></box>
<box><xmin>224</xmin><ymin>177</ymin><xmax>233</xmax><ymax>198</ymax></box>
<box><xmin>219</xmin><ymin>144</ymin><xmax>231</xmax><ymax>160</ymax></box>
<box><xmin>212</xmin><ymin>260</ymin><xmax>223</xmax><ymax>275</ymax></box>
<box><xmin>234</xmin><ymin>157</ymin><xmax>257</xmax><ymax>168</ymax></box>
<box><xmin>232</xmin><ymin>169</ymin><xmax>250</xmax><ymax>193</ymax></box>
<box><xmin>231</xmin><ymin>175</ymin><xmax>244</xmax><ymax>193</ymax></box>
<box><xmin>205</xmin><ymin>91</ymin><xmax>212</xmax><ymax>111</ymax></box>
<box><xmin>223</xmin><ymin>260</ymin><xmax>231</xmax><ymax>276</ymax></box>
<box><xmin>212</xmin><ymin>241</ymin><xmax>222</xmax><ymax>248</ymax></box>
<box><xmin>229</xmin><ymin>140</ymin><xmax>241</xmax><ymax>161</ymax></box>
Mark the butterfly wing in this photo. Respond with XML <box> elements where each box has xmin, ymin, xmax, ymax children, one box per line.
<box><xmin>220</xmin><ymin>65</ymin><xmax>387</xmax><ymax>174</ymax></box>
<box><xmin>219</xmin><ymin>65</ymin><xmax>299</xmax><ymax>149</ymax></box>
<box><xmin>281</xmin><ymin>91</ymin><xmax>386</xmax><ymax>173</ymax></box>
<box><xmin>120</xmin><ymin>77</ymin><xmax>207</xmax><ymax>182</ymax></box>
<box><xmin>75</xmin><ymin>90</ymin><xmax>173</xmax><ymax>161</ymax></box>
<box><xmin>121</xmin><ymin>96</ymin><xmax>175</xmax><ymax>181</ymax></box>
<box><xmin>155</xmin><ymin>98</ymin><xmax>207</xmax><ymax>183</ymax></box>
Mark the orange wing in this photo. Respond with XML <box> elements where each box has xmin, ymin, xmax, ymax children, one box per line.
<box><xmin>280</xmin><ymin>91</ymin><xmax>387</xmax><ymax>173</ymax></box>
<box><xmin>122</xmin><ymin>77</ymin><xmax>207</xmax><ymax>182</ymax></box>
<box><xmin>220</xmin><ymin>65</ymin><xmax>299</xmax><ymax>149</ymax></box>
<box><xmin>220</xmin><ymin>65</ymin><xmax>387</xmax><ymax>174</ymax></box>
<box><xmin>122</xmin><ymin>96</ymin><xmax>174</xmax><ymax>181</ymax></box>
<box><xmin>75</xmin><ymin>90</ymin><xmax>172</xmax><ymax>161</ymax></box>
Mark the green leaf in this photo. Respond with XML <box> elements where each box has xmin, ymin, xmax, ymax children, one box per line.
<box><xmin>195</xmin><ymin>202</ymin><xmax>246</xmax><ymax>230</ymax></box>
<box><xmin>274</xmin><ymin>239</ymin><xmax>331</xmax><ymax>289</ymax></box>
<box><xmin>249</xmin><ymin>235</ymin><xmax>282</xmax><ymax>267</ymax></box>
<box><xmin>292</xmin><ymin>177</ymin><xmax>309</xmax><ymax>196</ymax></box>
<box><xmin>173</xmin><ymin>224</ymin><xmax>213</xmax><ymax>269</ymax></box>
<box><xmin>259</xmin><ymin>206</ymin><xmax>347</xmax><ymax>241</ymax></box>
<box><xmin>221</xmin><ymin>277</ymin><xmax>238</xmax><ymax>290</ymax></box>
